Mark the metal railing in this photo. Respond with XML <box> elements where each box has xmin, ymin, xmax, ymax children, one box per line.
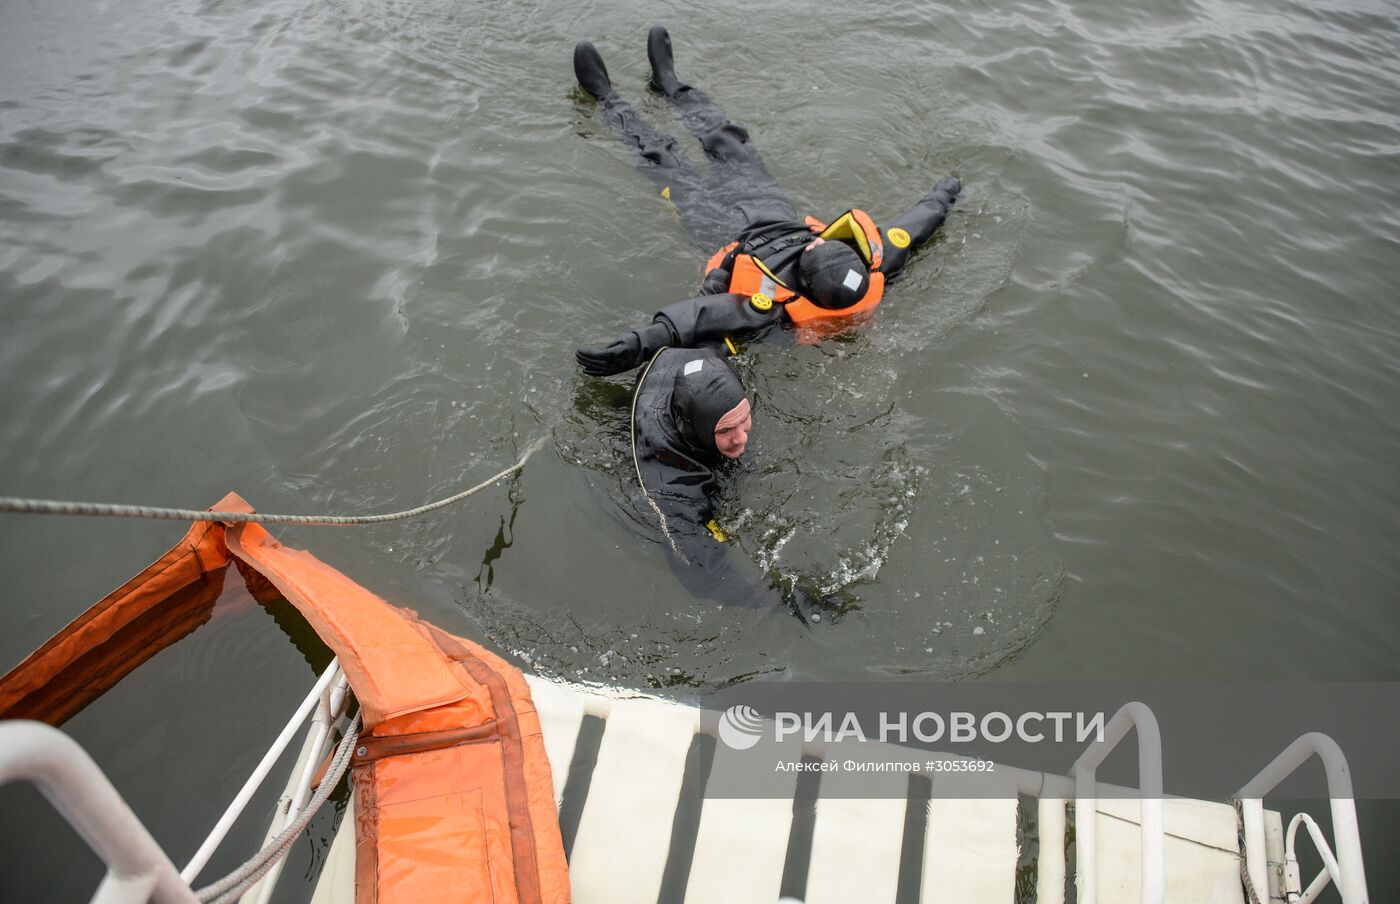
<box><xmin>0</xmin><ymin>720</ymin><xmax>198</xmax><ymax>904</ymax></box>
<box><xmin>1236</xmin><ymin>732</ymin><xmax>1369</xmax><ymax>904</ymax></box>
<box><xmin>0</xmin><ymin>659</ymin><xmax>349</xmax><ymax>904</ymax></box>
<box><xmin>241</xmin><ymin>667</ymin><xmax>350</xmax><ymax>904</ymax></box>
<box><xmin>1070</xmin><ymin>702</ymin><xmax>1165</xmax><ymax>904</ymax></box>
<box><xmin>181</xmin><ymin>658</ymin><xmax>344</xmax><ymax>884</ymax></box>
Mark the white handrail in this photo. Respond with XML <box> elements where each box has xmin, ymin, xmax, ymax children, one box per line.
<box><xmin>1236</xmin><ymin>732</ymin><xmax>1368</xmax><ymax>904</ymax></box>
<box><xmin>244</xmin><ymin>671</ymin><xmax>350</xmax><ymax>904</ymax></box>
<box><xmin>1037</xmin><ymin>797</ymin><xmax>1068</xmax><ymax>904</ymax></box>
<box><xmin>0</xmin><ymin>720</ymin><xmax>198</xmax><ymax>904</ymax></box>
<box><xmin>181</xmin><ymin>658</ymin><xmax>342</xmax><ymax>883</ymax></box>
<box><xmin>1071</xmin><ymin>702</ymin><xmax>1164</xmax><ymax>904</ymax></box>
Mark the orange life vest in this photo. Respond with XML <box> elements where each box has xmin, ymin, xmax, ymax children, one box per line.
<box><xmin>705</xmin><ymin>209</ymin><xmax>888</xmax><ymax>334</ymax></box>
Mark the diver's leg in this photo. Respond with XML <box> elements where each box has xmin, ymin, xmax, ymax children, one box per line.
<box><xmin>647</xmin><ymin>27</ymin><xmax>772</xmax><ymax>170</ymax></box>
<box><xmin>576</xmin><ymin>40</ymin><xmax>688</xmax><ymax>182</ymax></box>
<box><xmin>645</xmin><ymin>27</ymin><xmax>796</xmax><ymax>227</ymax></box>
<box><xmin>575</xmin><ymin>41</ymin><xmax>719</xmax><ymax>243</ymax></box>
<box><xmin>646</xmin><ymin>28</ymin><xmax>742</xmax><ymax>146</ymax></box>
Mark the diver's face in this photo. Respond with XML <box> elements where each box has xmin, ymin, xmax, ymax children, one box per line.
<box><xmin>714</xmin><ymin>398</ymin><xmax>752</xmax><ymax>459</ymax></box>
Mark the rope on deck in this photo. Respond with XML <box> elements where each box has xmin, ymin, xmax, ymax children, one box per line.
<box><xmin>0</xmin><ymin>436</ymin><xmax>546</xmax><ymax>526</ymax></box>
<box><xmin>195</xmin><ymin>714</ymin><xmax>362</xmax><ymax>904</ymax></box>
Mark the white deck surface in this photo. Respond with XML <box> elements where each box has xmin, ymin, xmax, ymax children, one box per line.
<box><xmin>307</xmin><ymin>796</ymin><xmax>355</xmax><ymax>904</ymax></box>
<box><xmin>684</xmin><ymin>791</ymin><xmax>797</xmax><ymax>904</ymax></box>
<box><xmin>922</xmin><ymin>798</ymin><xmax>1022</xmax><ymax>903</ymax></box>
<box><xmin>1091</xmin><ymin>797</ymin><xmax>1258</xmax><ymax>904</ymax></box>
<box><xmin>306</xmin><ymin>677</ymin><xmax>1285</xmax><ymax>904</ymax></box>
<box><xmin>805</xmin><ymin>797</ymin><xmax>909</xmax><ymax>904</ymax></box>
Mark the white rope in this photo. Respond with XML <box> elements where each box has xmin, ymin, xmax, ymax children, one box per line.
<box><xmin>629</xmin><ymin>350</ymin><xmax>686</xmax><ymax>561</ymax></box>
<box><xmin>0</xmin><ymin>436</ymin><xmax>546</xmax><ymax>526</ymax></box>
<box><xmin>195</xmin><ymin>715</ymin><xmax>361</xmax><ymax>904</ymax></box>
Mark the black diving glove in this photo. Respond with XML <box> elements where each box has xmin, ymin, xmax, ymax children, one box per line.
<box><xmin>575</xmin><ymin>321</ymin><xmax>674</xmax><ymax>376</ymax></box>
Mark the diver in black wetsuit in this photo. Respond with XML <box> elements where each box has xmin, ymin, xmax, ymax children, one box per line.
<box><xmin>632</xmin><ymin>345</ymin><xmax>816</xmax><ymax>613</ymax></box>
<box><xmin>572</xmin><ymin>26</ymin><xmax>963</xmax><ymax>376</ymax></box>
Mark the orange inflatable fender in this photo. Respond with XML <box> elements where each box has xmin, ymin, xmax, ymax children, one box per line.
<box><xmin>0</xmin><ymin>494</ymin><xmax>569</xmax><ymax>904</ymax></box>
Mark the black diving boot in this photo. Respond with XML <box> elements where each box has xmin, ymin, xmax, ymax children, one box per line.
<box><xmin>646</xmin><ymin>25</ymin><xmax>685</xmax><ymax>96</ymax></box>
<box><xmin>573</xmin><ymin>41</ymin><xmax>616</xmax><ymax>101</ymax></box>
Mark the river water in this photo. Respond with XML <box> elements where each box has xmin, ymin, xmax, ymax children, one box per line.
<box><xmin>2</xmin><ymin>0</ymin><xmax>1398</xmax><ymax>898</ymax></box>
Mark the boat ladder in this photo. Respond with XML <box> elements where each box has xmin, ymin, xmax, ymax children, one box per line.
<box><xmin>523</xmin><ymin>677</ymin><xmax>1372</xmax><ymax>904</ymax></box>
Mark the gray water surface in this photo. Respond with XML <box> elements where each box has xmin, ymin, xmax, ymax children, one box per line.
<box><xmin>2</xmin><ymin>0</ymin><xmax>1398</xmax><ymax>898</ymax></box>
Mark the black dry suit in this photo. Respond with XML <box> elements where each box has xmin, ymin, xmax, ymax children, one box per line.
<box><xmin>575</xmin><ymin>183</ymin><xmax>964</xmax><ymax>377</ymax></box>
<box><xmin>571</xmin><ymin>26</ymin><xmax>962</xmax><ymax>377</ymax></box>
<box><xmin>631</xmin><ymin>347</ymin><xmax>781</xmax><ymax>609</ymax></box>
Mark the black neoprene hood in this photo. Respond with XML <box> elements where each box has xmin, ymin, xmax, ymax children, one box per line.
<box><xmin>798</xmin><ymin>239</ymin><xmax>870</xmax><ymax>309</ymax></box>
<box><xmin>670</xmin><ymin>353</ymin><xmax>747</xmax><ymax>455</ymax></box>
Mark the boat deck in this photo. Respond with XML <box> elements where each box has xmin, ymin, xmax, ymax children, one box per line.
<box><xmin>311</xmin><ymin>677</ymin><xmax>1285</xmax><ymax>904</ymax></box>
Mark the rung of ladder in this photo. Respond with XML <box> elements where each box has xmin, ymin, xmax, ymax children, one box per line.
<box><xmin>524</xmin><ymin>676</ymin><xmax>586</xmax><ymax>805</ymax></box>
<box><xmin>567</xmin><ymin>697</ymin><xmax>699</xmax><ymax>903</ymax></box>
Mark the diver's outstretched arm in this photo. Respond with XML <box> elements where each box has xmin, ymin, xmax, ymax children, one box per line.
<box><xmin>654</xmin><ymin>293</ymin><xmax>784</xmax><ymax>346</ymax></box>
<box><xmin>575</xmin><ymin>293</ymin><xmax>784</xmax><ymax>376</ymax></box>
<box><xmin>880</xmin><ymin>177</ymin><xmax>962</xmax><ymax>282</ymax></box>
<box><xmin>668</xmin><ymin>537</ymin><xmax>784</xmax><ymax>610</ymax></box>
<box><xmin>576</xmin><ymin>320</ymin><xmax>675</xmax><ymax>377</ymax></box>
<box><xmin>666</xmin><ymin>524</ymin><xmax>825</xmax><ymax>621</ymax></box>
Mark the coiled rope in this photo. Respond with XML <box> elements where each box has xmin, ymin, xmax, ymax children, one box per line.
<box><xmin>196</xmin><ymin>714</ymin><xmax>362</xmax><ymax>904</ymax></box>
<box><xmin>0</xmin><ymin>436</ymin><xmax>546</xmax><ymax>526</ymax></box>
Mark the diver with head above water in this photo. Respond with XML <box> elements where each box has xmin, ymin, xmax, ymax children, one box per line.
<box><xmin>572</xmin><ymin>25</ymin><xmax>963</xmax><ymax>376</ymax></box>
<box><xmin>629</xmin><ymin>344</ymin><xmax>834</xmax><ymax>616</ymax></box>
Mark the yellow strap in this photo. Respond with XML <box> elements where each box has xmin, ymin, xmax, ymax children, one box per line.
<box><xmin>752</xmin><ymin>255</ymin><xmax>788</xmax><ymax>288</ymax></box>
<box><xmin>724</xmin><ymin>337</ymin><xmax>737</xmax><ymax>355</ymax></box>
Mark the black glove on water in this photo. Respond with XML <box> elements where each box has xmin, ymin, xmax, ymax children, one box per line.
<box><xmin>576</xmin><ymin>333</ymin><xmax>640</xmax><ymax>376</ymax></box>
<box><xmin>576</xmin><ymin>321</ymin><xmax>675</xmax><ymax>376</ymax></box>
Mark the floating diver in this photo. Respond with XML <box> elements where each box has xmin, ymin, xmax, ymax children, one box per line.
<box><xmin>573</xmin><ymin>26</ymin><xmax>963</xmax><ymax>376</ymax></box>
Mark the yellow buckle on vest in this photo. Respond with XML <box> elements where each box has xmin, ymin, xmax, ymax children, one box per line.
<box><xmin>705</xmin><ymin>519</ymin><xmax>729</xmax><ymax>542</ymax></box>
